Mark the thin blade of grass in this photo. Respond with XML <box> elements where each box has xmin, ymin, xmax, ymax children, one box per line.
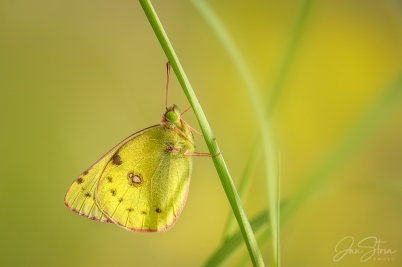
<box><xmin>277</xmin><ymin>153</ymin><xmax>281</xmax><ymax>267</ymax></box>
<box><xmin>266</xmin><ymin>2</ymin><xmax>315</xmax><ymax>263</ymax></box>
<box><xmin>138</xmin><ymin>1</ymin><xmax>265</xmax><ymax>266</ymax></box>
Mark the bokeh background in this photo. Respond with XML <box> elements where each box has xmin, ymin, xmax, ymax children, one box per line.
<box><xmin>1</xmin><ymin>0</ymin><xmax>401</xmax><ymax>266</ymax></box>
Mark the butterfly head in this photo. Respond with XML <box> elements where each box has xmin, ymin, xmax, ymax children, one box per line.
<box><xmin>162</xmin><ymin>105</ymin><xmax>181</xmax><ymax>126</ymax></box>
<box><xmin>165</xmin><ymin>105</ymin><xmax>181</xmax><ymax>123</ymax></box>
<box><xmin>162</xmin><ymin>105</ymin><xmax>194</xmax><ymax>144</ymax></box>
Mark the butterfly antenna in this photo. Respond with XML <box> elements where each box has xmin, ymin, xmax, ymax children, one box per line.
<box><xmin>181</xmin><ymin>106</ymin><xmax>192</xmax><ymax>115</ymax></box>
<box><xmin>165</xmin><ymin>61</ymin><xmax>171</xmax><ymax>110</ymax></box>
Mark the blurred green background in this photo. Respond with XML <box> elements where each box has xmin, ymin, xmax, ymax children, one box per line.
<box><xmin>1</xmin><ymin>0</ymin><xmax>401</xmax><ymax>266</ymax></box>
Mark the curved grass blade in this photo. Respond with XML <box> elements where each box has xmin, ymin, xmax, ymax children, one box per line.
<box><xmin>276</xmin><ymin>153</ymin><xmax>281</xmax><ymax>267</ymax></box>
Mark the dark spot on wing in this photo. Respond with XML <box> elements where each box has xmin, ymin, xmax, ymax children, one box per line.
<box><xmin>84</xmin><ymin>192</ymin><xmax>91</xmax><ymax>198</ymax></box>
<box><xmin>83</xmin><ymin>170</ymin><xmax>89</xmax><ymax>176</ymax></box>
<box><xmin>110</xmin><ymin>189</ymin><xmax>117</xmax><ymax>196</ymax></box>
<box><xmin>76</xmin><ymin>178</ymin><xmax>84</xmax><ymax>184</ymax></box>
<box><xmin>112</xmin><ymin>154</ymin><xmax>122</xmax><ymax>165</ymax></box>
<box><xmin>127</xmin><ymin>207</ymin><xmax>134</xmax><ymax>212</ymax></box>
<box><xmin>128</xmin><ymin>172</ymin><xmax>142</xmax><ymax>187</ymax></box>
<box><xmin>141</xmin><ymin>211</ymin><xmax>147</xmax><ymax>215</ymax></box>
<box><xmin>107</xmin><ymin>176</ymin><xmax>113</xmax><ymax>183</ymax></box>
<box><xmin>118</xmin><ymin>197</ymin><xmax>123</xmax><ymax>203</ymax></box>
<box><xmin>156</xmin><ymin>208</ymin><xmax>162</xmax><ymax>213</ymax></box>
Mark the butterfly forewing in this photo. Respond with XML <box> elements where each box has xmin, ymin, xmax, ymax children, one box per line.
<box><xmin>64</xmin><ymin>125</ymin><xmax>160</xmax><ymax>223</ymax></box>
<box><xmin>95</xmin><ymin>126</ymin><xmax>193</xmax><ymax>232</ymax></box>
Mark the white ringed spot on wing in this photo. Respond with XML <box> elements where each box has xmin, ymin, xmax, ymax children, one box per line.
<box><xmin>127</xmin><ymin>172</ymin><xmax>143</xmax><ymax>187</ymax></box>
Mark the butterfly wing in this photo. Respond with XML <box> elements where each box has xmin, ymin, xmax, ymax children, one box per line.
<box><xmin>64</xmin><ymin>125</ymin><xmax>160</xmax><ymax>222</ymax></box>
<box><xmin>95</xmin><ymin>125</ymin><xmax>194</xmax><ymax>232</ymax></box>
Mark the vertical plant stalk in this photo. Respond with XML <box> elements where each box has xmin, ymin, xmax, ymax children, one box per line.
<box><xmin>138</xmin><ymin>1</ymin><xmax>265</xmax><ymax>266</ymax></box>
<box><xmin>276</xmin><ymin>153</ymin><xmax>281</xmax><ymax>267</ymax></box>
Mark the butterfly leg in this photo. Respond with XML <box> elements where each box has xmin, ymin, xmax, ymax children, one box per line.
<box><xmin>188</xmin><ymin>125</ymin><xmax>203</xmax><ymax>136</ymax></box>
<box><xmin>174</xmin><ymin>127</ymin><xmax>195</xmax><ymax>146</ymax></box>
<box><xmin>183</xmin><ymin>149</ymin><xmax>222</xmax><ymax>157</ymax></box>
<box><xmin>178</xmin><ymin>120</ymin><xmax>203</xmax><ymax>137</ymax></box>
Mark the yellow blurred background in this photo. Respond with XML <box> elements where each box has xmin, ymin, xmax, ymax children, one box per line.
<box><xmin>1</xmin><ymin>0</ymin><xmax>401</xmax><ymax>266</ymax></box>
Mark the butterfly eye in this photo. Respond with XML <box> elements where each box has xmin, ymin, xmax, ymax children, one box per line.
<box><xmin>166</xmin><ymin>111</ymin><xmax>179</xmax><ymax>122</ymax></box>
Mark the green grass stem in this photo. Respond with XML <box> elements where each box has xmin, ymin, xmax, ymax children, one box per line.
<box><xmin>276</xmin><ymin>153</ymin><xmax>281</xmax><ymax>267</ymax></box>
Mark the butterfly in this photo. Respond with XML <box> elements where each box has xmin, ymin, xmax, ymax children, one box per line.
<box><xmin>64</xmin><ymin>62</ymin><xmax>212</xmax><ymax>232</ymax></box>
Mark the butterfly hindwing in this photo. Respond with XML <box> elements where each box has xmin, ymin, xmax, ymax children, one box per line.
<box><xmin>96</xmin><ymin>125</ymin><xmax>193</xmax><ymax>232</ymax></box>
<box><xmin>64</xmin><ymin>155</ymin><xmax>113</xmax><ymax>222</ymax></box>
